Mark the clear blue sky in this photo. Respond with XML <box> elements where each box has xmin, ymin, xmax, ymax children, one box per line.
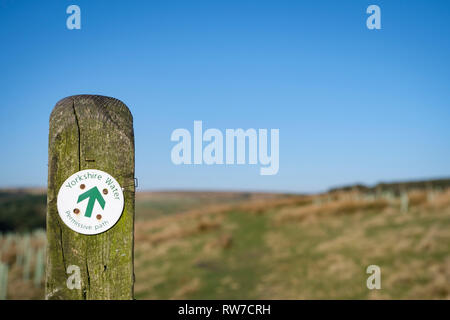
<box><xmin>1</xmin><ymin>0</ymin><xmax>449</xmax><ymax>192</ymax></box>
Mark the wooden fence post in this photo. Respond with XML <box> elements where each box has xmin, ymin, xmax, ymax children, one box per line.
<box><xmin>45</xmin><ymin>95</ymin><xmax>135</xmax><ymax>299</ymax></box>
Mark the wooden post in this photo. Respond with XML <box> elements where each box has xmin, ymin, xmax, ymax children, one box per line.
<box><xmin>46</xmin><ymin>95</ymin><xmax>135</xmax><ymax>299</ymax></box>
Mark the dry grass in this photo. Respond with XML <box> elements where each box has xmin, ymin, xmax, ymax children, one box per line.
<box><xmin>2</xmin><ymin>188</ymin><xmax>450</xmax><ymax>299</ymax></box>
<box><xmin>0</xmin><ymin>231</ymin><xmax>46</xmax><ymax>299</ymax></box>
<box><xmin>274</xmin><ymin>197</ymin><xmax>389</xmax><ymax>224</ymax></box>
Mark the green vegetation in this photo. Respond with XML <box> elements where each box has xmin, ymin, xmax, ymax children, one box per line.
<box><xmin>0</xmin><ymin>191</ymin><xmax>46</xmax><ymax>232</ymax></box>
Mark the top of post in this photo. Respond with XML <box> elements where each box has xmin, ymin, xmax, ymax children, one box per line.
<box><xmin>49</xmin><ymin>94</ymin><xmax>133</xmax><ymax>140</ymax></box>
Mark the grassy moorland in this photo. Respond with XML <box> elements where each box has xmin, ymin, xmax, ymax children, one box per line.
<box><xmin>133</xmin><ymin>189</ymin><xmax>450</xmax><ymax>299</ymax></box>
<box><xmin>1</xmin><ymin>183</ymin><xmax>449</xmax><ymax>299</ymax></box>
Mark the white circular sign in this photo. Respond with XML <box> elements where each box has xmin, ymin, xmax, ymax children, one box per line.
<box><xmin>57</xmin><ymin>169</ymin><xmax>124</xmax><ymax>235</ymax></box>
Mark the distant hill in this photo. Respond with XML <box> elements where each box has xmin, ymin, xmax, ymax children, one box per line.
<box><xmin>1</xmin><ymin>177</ymin><xmax>449</xmax><ymax>232</ymax></box>
<box><xmin>328</xmin><ymin>178</ymin><xmax>450</xmax><ymax>195</ymax></box>
<box><xmin>0</xmin><ymin>190</ymin><xmax>46</xmax><ymax>232</ymax></box>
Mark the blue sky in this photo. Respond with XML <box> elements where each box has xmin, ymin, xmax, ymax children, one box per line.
<box><xmin>1</xmin><ymin>0</ymin><xmax>449</xmax><ymax>192</ymax></box>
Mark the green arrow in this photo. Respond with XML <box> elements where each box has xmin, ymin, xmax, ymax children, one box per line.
<box><xmin>77</xmin><ymin>187</ymin><xmax>106</xmax><ymax>218</ymax></box>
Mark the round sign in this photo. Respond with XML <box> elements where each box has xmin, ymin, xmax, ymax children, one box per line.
<box><xmin>57</xmin><ymin>169</ymin><xmax>124</xmax><ymax>235</ymax></box>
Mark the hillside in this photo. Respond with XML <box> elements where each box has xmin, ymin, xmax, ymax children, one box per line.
<box><xmin>0</xmin><ymin>180</ymin><xmax>449</xmax><ymax>299</ymax></box>
<box><xmin>133</xmin><ymin>188</ymin><xmax>450</xmax><ymax>299</ymax></box>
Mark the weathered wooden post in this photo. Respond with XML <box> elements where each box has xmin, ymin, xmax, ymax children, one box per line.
<box><xmin>46</xmin><ymin>95</ymin><xmax>135</xmax><ymax>299</ymax></box>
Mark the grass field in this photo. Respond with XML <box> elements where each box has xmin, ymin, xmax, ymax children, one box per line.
<box><xmin>133</xmin><ymin>189</ymin><xmax>450</xmax><ymax>299</ymax></box>
<box><xmin>1</xmin><ymin>187</ymin><xmax>449</xmax><ymax>299</ymax></box>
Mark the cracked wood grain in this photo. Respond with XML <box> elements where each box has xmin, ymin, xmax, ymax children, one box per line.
<box><xmin>46</xmin><ymin>95</ymin><xmax>135</xmax><ymax>300</ymax></box>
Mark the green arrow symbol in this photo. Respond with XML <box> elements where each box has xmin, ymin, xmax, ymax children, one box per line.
<box><xmin>77</xmin><ymin>187</ymin><xmax>106</xmax><ymax>218</ymax></box>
